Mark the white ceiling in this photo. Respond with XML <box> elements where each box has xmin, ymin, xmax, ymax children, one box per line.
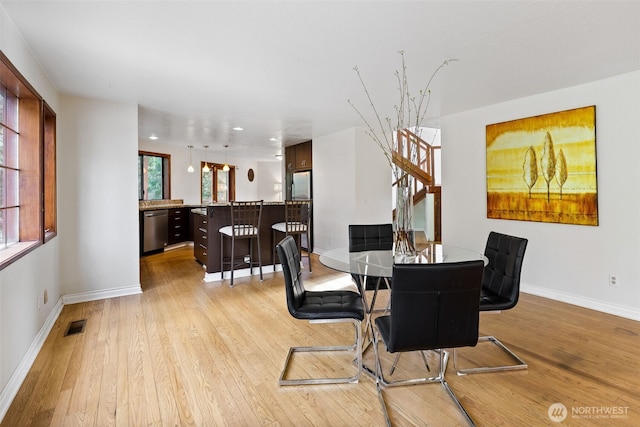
<box><xmin>2</xmin><ymin>1</ymin><xmax>640</xmax><ymax>161</ymax></box>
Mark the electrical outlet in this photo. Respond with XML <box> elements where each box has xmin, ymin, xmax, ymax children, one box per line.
<box><xmin>244</xmin><ymin>255</ymin><xmax>251</xmax><ymax>263</ymax></box>
<box><xmin>608</xmin><ymin>274</ymin><xmax>618</xmax><ymax>287</ymax></box>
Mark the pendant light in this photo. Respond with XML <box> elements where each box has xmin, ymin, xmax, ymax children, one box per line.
<box><xmin>222</xmin><ymin>144</ymin><xmax>230</xmax><ymax>172</ymax></box>
<box><xmin>202</xmin><ymin>145</ymin><xmax>210</xmax><ymax>172</ymax></box>
<box><xmin>187</xmin><ymin>145</ymin><xmax>194</xmax><ymax>173</ymax></box>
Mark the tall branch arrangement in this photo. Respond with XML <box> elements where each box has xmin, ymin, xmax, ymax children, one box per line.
<box><xmin>348</xmin><ymin>51</ymin><xmax>457</xmax><ymax>179</ymax></box>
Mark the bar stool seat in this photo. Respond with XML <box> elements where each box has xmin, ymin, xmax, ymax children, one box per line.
<box><xmin>219</xmin><ymin>200</ymin><xmax>263</xmax><ymax>287</ymax></box>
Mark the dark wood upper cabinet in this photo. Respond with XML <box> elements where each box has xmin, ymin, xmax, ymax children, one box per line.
<box><xmin>295</xmin><ymin>141</ymin><xmax>312</xmax><ymax>170</ymax></box>
<box><xmin>285</xmin><ymin>145</ymin><xmax>296</xmax><ymax>171</ymax></box>
<box><xmin>285</xmin><ymin>140</ymin><xmax>312</xmax><ymax>172</ymax></box>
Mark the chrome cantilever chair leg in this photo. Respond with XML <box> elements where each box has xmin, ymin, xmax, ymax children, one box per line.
<box><xmin>279</xmin><ymin>318</ymin><xmax>363</xmax><ymax>385</ymax></box>
<box><xmin>454</xmin><ymin>335</ymin><xmax>527</xmax><ymax>375</ymax></box>
<box><xmin>438</xmin><ymin>349</ymin><xmax>476</xmax><ymax>426</ymax></box>
<box><xmin>375</xmin><ymin>347</ymin><xmax>475</xmax><ymax>426</ymax></box>
<box><xmin>373</xmin><ymin>322</ymin><xmax>392</xmax><ymax>427</ymax></box>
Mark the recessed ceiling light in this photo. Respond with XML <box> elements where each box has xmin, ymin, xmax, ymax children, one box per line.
<box><xmin>232</xmin><ymin>127</ymin><xmax>244</xmax><ymax>131</ymax></box>
<box><xmin>269</xmin><ymin>137</ymin><xmax>278</xmax><ymax>141</ymax></box>
<box><xmin>149</xmin><ymin>134</ymin><xmax>158</xmax><ymax>140</ymax></box>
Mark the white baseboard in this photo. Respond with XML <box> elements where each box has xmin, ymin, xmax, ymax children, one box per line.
<box><xmin>0</xmin><ymin>297</ymin><xmax>64</xmax><ymax>422</ymax></box>
<box><xmin>62</xmin><ymin>284</ymin><xmax>142</xmax><ymax>305</ymax></box>
<box><xmin>521</xmin><ymin>283</ymin><xmax>640</xmax><ymax>321</ymax></box>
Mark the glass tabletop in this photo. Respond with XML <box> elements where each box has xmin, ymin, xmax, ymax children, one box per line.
<box><xmin>319</xmin><ymin>243</ymin><xmax>487</xmax><ymax>278</ymax></box>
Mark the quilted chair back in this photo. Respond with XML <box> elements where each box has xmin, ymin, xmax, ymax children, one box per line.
<box><xmin>348</xmin><ymin>224</ymin><xmax>394</xmax><ymax>292</ymax></box>
<box><xmin>348</xmin><ymin>224</ymin><xmax>394</xmax><ymax>252</ymax></box>
<box><xmin>481</xmin><ymin>232</ymin><xmax>528</xmax><ymax>311</ymax></box>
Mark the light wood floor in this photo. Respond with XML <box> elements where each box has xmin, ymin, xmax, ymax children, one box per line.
<box><xmin>3</xmin><ymin>245</ymin><xmax>639</xmax><ymax>426</ymax></box>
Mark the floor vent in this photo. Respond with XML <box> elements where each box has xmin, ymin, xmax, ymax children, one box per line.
<box><xmin>64</xmin><ymin>319</ymin><xmax>87</xmax><ymax>336</ymax></box>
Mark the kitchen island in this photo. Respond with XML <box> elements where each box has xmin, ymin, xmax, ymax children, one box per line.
<box><xmin>192</xmin><ymin>203</ymin><xmax>287</xmax><ymax>282</ymax></box>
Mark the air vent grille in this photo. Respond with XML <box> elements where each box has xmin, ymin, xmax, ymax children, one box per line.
<box><xmin>64</xmin><ymin>319</ymin><xmax>87</xmax><ymax>336</ymax></box>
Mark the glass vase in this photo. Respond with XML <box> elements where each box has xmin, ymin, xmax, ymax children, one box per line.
<box><xmin>394</xmin><ymin>174</ymin><xmax>416</xmax><ymax>262</ymax></box>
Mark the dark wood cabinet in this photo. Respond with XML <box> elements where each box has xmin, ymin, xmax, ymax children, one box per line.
<box><xmin>285</xmin><ymin>145</ymin><xmax>296</xmax><ymax>171</ymax></box>
<box><xmin>285</xmin><ymin>140</ymin><xmax>312</xmax><ymax>171</ymax></box>
<box><xmin>140</xmin><ymin>206</ymin><xmax>194</xmax><ymax>256</ymax></box>
<box><xmin>295</xmin><ymin>141</ymin><xmax>312</xmax><ymax>170</ymax></box>
<box><xmin>193</xmin><ymin>212</ymin><xmax>209</xmax><ymax>265</ymax></box>
<box><xmin>168</xmin><ymin>207</ymin><xmax>190</xmax><ymax>245</ymax></box>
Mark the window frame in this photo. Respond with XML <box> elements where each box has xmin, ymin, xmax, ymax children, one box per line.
<box><xmin>43</xmin><ymin>101</ymin><xmax>57</xmax><ymax>242</ymax></box>
<box><xmin>0</xmin><ymin>50</ymin><xmax>56</xmax><ymax>270</ymax></box>
<box><xmin>201</xmin><ymin>162</ymin><xmax>235</xmax><ymax>204</ymax></box>
<box><xmin>138</xmin><ymin>150</ymin><xmax>171</xmax><ymax>201</ymax></box>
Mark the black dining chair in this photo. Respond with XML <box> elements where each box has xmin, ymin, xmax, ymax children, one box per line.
<box><xmin>373</xmin><ymin>261</ymin><xmax>484</xmax><ymax>426</ymax></box>
<box><xmin>348</xmin><ymin>223</ymin><xmax>394</xmax><ymax>353</ymax></box>
<box><xmin>454</xmin><ymin>231</ymin><xmax>528</xmax><ymax>375</ymax></box>
<box><xmin>348</xmin><ymin>223</ymin><xmax>394</xmax><ymax>304</ymax></box>
<box><xmin>276</xmin><ymin>235</ymin><xmax>364</xmax><ymax>385</ymax></box>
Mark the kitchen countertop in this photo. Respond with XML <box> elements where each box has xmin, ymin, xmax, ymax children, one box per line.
<box><xmin>190</xmin><ymin>202</ymin><xmax>286</xmax><ymax>215</ymax></box>
<box><xmin>140</xmin><ymin>200</ymin><xmax>285</xmax><ymax>212</ymax></box>
<box><xmin>139</xmin><ymin>199</ymin><xmax>199</xmax><ymax>211</ymax></box>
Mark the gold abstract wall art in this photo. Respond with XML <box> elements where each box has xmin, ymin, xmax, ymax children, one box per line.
<box><xmin>486</xmin><ymin>105</ymin><xmax>598</xmax><ymax>225</ymax></box>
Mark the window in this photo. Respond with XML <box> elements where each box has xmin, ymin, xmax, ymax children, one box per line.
<box><xmin>0</xmin><ymin>85</ymin><xmax>19</xmax><ymax>249</ymax></box>
<box><xmin>201</xmin><ymin>162</ymin><xmax>235</xmax><ymax>204</ymax></box>
<box><xmin>138</xmin><ymin>151</ymin><xmax>171</xmax><ymax>200</ymax></box>
<box><xmin>0</xmin><ymin>51</ymin><xmax>56</xmax><ymax>269</ymax></box>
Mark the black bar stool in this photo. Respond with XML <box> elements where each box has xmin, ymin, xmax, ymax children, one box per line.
<box><xmin>272</xmin><ymin>199</ymin><xmax>312</xmax><ymax>272</ymax></box>
<box><xmin>219</xmin><ymin>200</ymin><xmax>263</xmax><ymax>287</ymax></box>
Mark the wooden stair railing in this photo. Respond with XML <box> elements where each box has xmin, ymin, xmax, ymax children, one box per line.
<box><xmin>391</xmin><ymin>128</ymin><xmax>441</xmax><ymax>205</ymax></box>
<box><xmin>390</xmin><ymin>128</ymin><xmax>442</xmax><ymax>242</ymax></box>
<box><xmin>392</xmin><ymin>128</ymin><xmax>440</xmax><ymax>186</ymax></box>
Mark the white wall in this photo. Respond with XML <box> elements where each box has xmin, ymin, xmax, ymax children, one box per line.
<box><xmin>314</xmin><ymin>127</ymin><xmax>391</xmax><ymax>251</ymax></box>
<box><xmin>441</xmin><ymin>70</ymin><xmax>640</xmax><ymax>319</ymax></box>
<box><xmin>0</xmin><ymin>5</ymin><xmax>61</xmax><ymax>416</ymax></box>
<box><xmin>137</xmin><ymin>140</ymin><xmax>282</xmax><ymax>203</ymax></box>
<box><xmin>58</xmin><ymin>96</ymin><xmax>141</xmax><ymax>298</ymax></box>
<box><xmin>311</xmin><ymin>128</ymin><xmax>356</xmax><ymax>250</ymax></box>
<box><xmin>256</xmin><ymin>160</ymin><xmax>284</xmax><ymax>202</ymax></box>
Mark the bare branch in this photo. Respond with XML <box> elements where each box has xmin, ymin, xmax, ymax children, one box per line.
<box><xmin>349</xmin><ymin>53</ymin><xmax>457</xmax><ymax>180</ymax></box>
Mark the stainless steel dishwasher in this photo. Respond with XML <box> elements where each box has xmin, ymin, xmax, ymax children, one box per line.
<box><xmin>143</xmin><ymin>209</ymin><xmax>168</xmax><ymax>253</ymax></box>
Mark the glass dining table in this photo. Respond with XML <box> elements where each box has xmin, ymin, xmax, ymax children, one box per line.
<box><xmin>319</xmin><ymin>242</ymin><xmax>488</xmax><ymax>377</ymax></box>
<box><xmin>319</xmin><ymin>242</ymin><xmax>488</xmax><ymax>279</ymax></box>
